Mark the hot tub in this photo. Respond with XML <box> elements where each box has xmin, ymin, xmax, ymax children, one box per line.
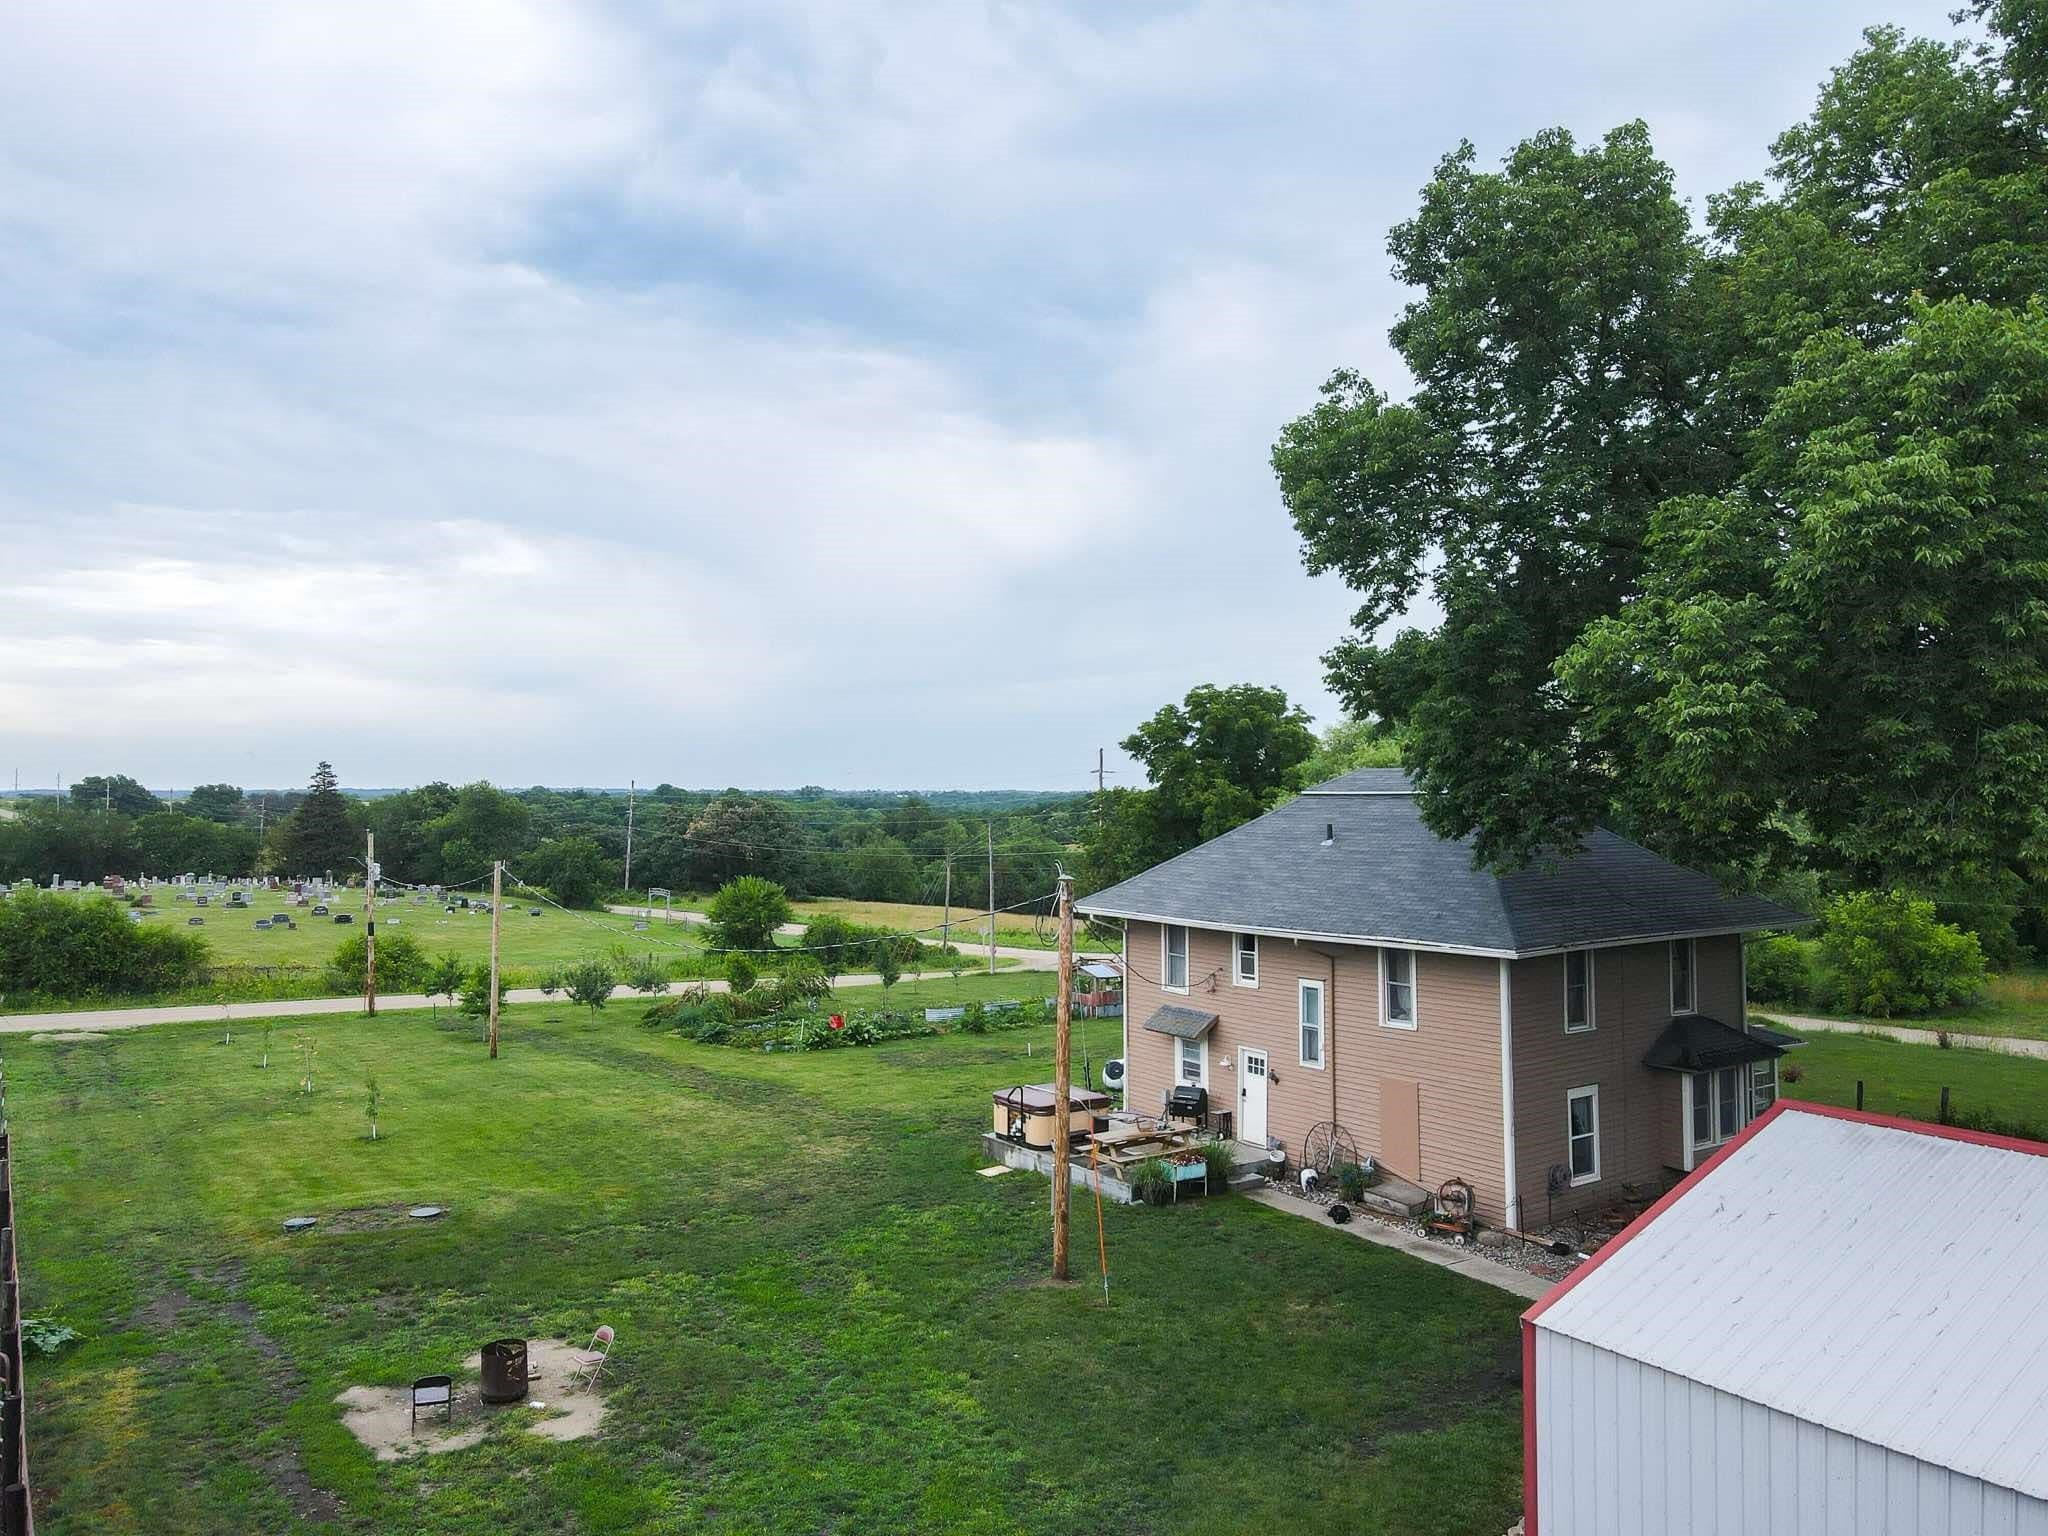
<box><xmin>992</xmin><ymin>1084</ymin><xmax>1111</xmax><ymax>1148</ymax></box>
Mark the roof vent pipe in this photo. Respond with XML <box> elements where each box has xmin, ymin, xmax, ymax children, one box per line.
<box><xmin>1322</xmin><ymin>823</ymin><xmax>1335</xmax><ymax>846</ymax></box>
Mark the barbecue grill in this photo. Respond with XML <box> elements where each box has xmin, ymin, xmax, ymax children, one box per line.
<box><xmin>1166</xmin><ymin>1084</ymin><xmax>1209</xmax><ymax>1126</ymax></box>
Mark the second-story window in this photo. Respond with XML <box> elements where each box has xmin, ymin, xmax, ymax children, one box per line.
<box><xmin>1298</xmin><ymin>979</ymin><xmax>1326</xmax><ymax>1068</ymax></box>
<box><xmin>1234</xmin><ymin>932</ymin><xmax>1258</xmax><ymax>986</ymax></box>
<box><xmin>1382</xmin><ymin>947</ymin><xmax>1416</xmax><ymax>1028</ymax></box>
<box><xmin>1670</xmin><ymin>938</ymin><xmax>1696</xmax><ymax>1014</ymax></box>
<box><xmin>1564</xmin><ymin>950</ymin><xmax>1593</xmax><ymax>1033</ymax></box>
<box><xmin>1163</xmin><ymin>924</ymin><xmax>1189</xmax><ymax>990</ymax></box>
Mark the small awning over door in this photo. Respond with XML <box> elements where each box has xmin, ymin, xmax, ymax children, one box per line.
<box><xmin>1138</xmin><ymin>1005</ymin><xmax>1218</xmax><ymax>1041</ymax></box>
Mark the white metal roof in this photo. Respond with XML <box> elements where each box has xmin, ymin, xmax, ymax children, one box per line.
<box><xmin>1531</xmin><ymin>1104</ymin><xmax>2048</xmax><ymax>1501</ymax></box>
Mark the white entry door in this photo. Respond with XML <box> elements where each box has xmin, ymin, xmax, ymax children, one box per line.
<box><xmin>1239</xmin><ymin>1049</ymin><xmax>1269</xmax><ymax>1145</ymax></box>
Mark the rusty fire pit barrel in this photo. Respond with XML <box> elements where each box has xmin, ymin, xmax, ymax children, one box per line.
<box><xmin>479</xmin><ymin>1338</ymin><xmax>529</xmax><ymax>1404</ymax></box>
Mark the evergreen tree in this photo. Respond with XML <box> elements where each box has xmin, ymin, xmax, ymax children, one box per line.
<box><xmin>281</xmin><ymin>761</ymin><xmax>356</xmax><ymax>878</ymax></box>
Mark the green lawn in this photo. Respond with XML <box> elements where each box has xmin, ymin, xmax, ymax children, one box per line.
<box><xmin>12</xmin><ymin>984</ymin><xmax>1523</xmax><ymax>1536</ymax></box>
<box><xmin>1770</xmin><ymin>1023</ymin><xmax>2048</xmax><ymax>1133</ymax></box>
<box><xmin>1761</xmin><ymin>962</ymin><xmax>2048</xmax><ymax>1043</ymax></box>
<box><xmin>154</xmin><ymin>886</ymin><xmax>704</xmax><ymax>975</ymax></box>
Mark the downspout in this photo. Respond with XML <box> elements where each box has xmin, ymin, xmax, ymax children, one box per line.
<box><xmin>1499</xmin><ymin>957</ymin><xmax>1519</xmax><ymax>1231</ymax></box>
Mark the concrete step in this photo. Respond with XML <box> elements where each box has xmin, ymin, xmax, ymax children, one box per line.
<box><xmin>1354</xmin><ymin>1170</ymin><xmax>1432</xmax><ymax>1220</ymax></box>
<box><xmin>1227</xmin><ymin>1173</ymin><xmax>1269</xmax><ymax>1193</ymax></box>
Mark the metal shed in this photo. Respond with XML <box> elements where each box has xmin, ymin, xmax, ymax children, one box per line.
<box><xmin>1523</xmin><ymin>1100</ymin><xmax>2048</xmax><ymax>1536</ymax></box>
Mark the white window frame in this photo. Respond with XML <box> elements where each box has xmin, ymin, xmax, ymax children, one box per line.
<box><xmin>1750</xmin><ymin>1057</ymin><xmax>1778</xmax><ymax>1118</ymax></box>
<box><xmin>1566</xmin><ymin>1084</ymin><xmax>1601</xmax><ymax>1187</ymax></box>
<box><xmin>1670</xmin><ymin>938</ymin><xmax>1697</xmax><ymax>1015</ymax></box>
<box><xmin>1161</xmin><ymin>924</ymin><xmax>1189</xmax><ymax>993</ymax></box>
<box><xmin>1232</xmin><ymin>932</ymin><xmax>1258</xmax><ymax>988</ymax></box>
<box><xmin>1380</xmin><ymin>947</ymin><xmax>1417</xmax><ymax>1030</ymax></box>
<box><xmin>1176</xmin><ymin>1034</ymin><xmax>1207</xmax><ymax>1089</ymax></box>
<box><xmin>1562</xmin><ymin>949</ymin><xmax>1594</xmax><ymax>1034</ymax></box>
<box><xmin>1297</xmin><ymin>978</ymin><xmax>1326</xmax><ymax>1070</ymax></box>
<box><xmin>1689</xmin><ymin>1065</ymin><xmax>1749</xmax><ymax>1154</ymax></box>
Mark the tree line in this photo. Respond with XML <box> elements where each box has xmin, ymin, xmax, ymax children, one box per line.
<box><xmin>1</xmin><ymin>762</ymin><xmax>1085</xmax><ymax>913</ymax></box>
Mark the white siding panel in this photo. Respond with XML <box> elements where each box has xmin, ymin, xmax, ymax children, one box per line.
<box><xmin>1535</xmin><ymin>1110</ymin><xmax>2048</xmax><ymax>1501</ymax></box>
<box><xmin>1534</xmin><ymin>1334</ymin><xmax>2048</xmax><ymax>1535</ymax></box>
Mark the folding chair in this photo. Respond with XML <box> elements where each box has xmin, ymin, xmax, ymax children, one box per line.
<box><xmin>570</xmin><ymin>1326</ymin><xmax>614</xmax><ymax>1388</ymax></box>
<box><xmin>411</xmin><ymin>1375</ymin><xmax>453</xmax><ymax>1430</ymax></box>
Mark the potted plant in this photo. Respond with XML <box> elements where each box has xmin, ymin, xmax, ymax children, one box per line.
<box><xmin>1199</xmin><ymin>1139</ymin><xmax>1237</xmax><ymax>1195</ymax></box>
<box><xmin>1129</xmin><ymin>1157</ymin><xmax>1172</xmax><ymax>1206</ymax></box>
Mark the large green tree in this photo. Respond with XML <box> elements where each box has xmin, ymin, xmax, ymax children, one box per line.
<box><xmin>1275</xmin><ymin>4</ymin><xmax>2048</xmax><ymax>914</ymax></box>
<box><xmin>70</xmin><ymin>774</ymin><xmax>159</xmax><ymax>817</ymax></box>
<box><xmin>1079</xmin><ymin>683</ymin><xmax>1315</xmax><ymax>891</ymax></box>
<box><xmin>280</xmin><ymin>762</ymin><xmax>358</xmax><ymax>878</ymax></box>
<box><xmin>182</xmin><ymin>783</ymin><xmax>245</xmax><ymax>824</ymax></box>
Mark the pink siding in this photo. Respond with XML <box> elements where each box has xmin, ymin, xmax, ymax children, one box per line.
<box><xmin>1509</xmin><ymin>935</ymin><xmax>1744</xmax><ymax>1228</ymax></box>
<box><xmin>1122</xmin><ymin>922</ymin><xmax>1510</xmax><ymax>1223</ymax></box>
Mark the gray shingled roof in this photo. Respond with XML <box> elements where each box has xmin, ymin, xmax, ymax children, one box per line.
<box><xmin>1642</xmin><ymin>1015</ymin><xmax>1786</xmax><ymax>1072</ymax></box>
<box><xmin>1075</xmin><ymin>769</ymin><xmax>1808</xmax><ymax>956</ymax></box>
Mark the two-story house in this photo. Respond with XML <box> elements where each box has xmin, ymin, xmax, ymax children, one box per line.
<box><xmin>1075</xmin><ymin>768</ymin><xmax>1806</xmax><ymax>1228</ymax></box>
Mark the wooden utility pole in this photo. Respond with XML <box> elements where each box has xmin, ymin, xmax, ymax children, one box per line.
<box><xmin>1051</xmin><ymin>867</ymin><xmax>1075</xmax><ymax>1282</ymax></box>
<box><xmin>487</xmin><ymin>860</ymin><xmax>503</xmax><ymax>1059</ymax></box>
<box><xmin>623</xmin><ymin>779</ymin><xmax>636</xmax><ymax>890</ymax></box>
<box><xmin>363</xmin><ymin>831</ymin><xmax>377</xmax><ymax>1016</ymax></box>
<box><xmin>941</xmin><ymin>850</ymin><xmax>952</xmax><ymax>947</ymax></box>
<box><xmin>986</xmin><ymin>822</ymin><xmax>997</xmax><ymax>974</ymax></box>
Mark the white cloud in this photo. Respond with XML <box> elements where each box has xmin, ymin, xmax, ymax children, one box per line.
<box><xmin>0</xmin><ymin>0</ymin><xmax>1964</xmax><ymax>789</ymax></box>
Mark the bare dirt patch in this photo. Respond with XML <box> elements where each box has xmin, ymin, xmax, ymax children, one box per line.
<box><xmin>28</xmin><ymin>1030</ymin><xmax>110</xmax><ymax>1043</ymax></box>
<box><xmin>337</xmin><ymin>1338</ymin><xmax>608</xmax><ymax>1462</ymax></box>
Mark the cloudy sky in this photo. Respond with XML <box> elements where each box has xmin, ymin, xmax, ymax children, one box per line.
<box><xmin>0</xmin><ymin>0</ymin><xmax>1955</xmax><ymax>793</ymax></box>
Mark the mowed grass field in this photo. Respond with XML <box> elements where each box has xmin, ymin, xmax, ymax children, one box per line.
<box><xmin>12</xmin><ymin>980</ymin><xmax>1524</xmax><ymax>1536</ymax></box>
<box><xmin>1768</xmin><ymin>1021</ymin><xmax>2048</xmax><ymax>1131</ymax></box>
<box><xmin>149</xmin><ymin>887</ymin><xmax>706</xmax><ymax>974</ymax></box>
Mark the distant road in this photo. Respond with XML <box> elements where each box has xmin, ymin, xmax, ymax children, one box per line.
<box><xmin>0</xmin><ymin>953</ymin><xmax>1062</xmax><ymax>1035</ymax></box>
<box><xmin>1758</xmin><ymin>1011</ymin><xmax>2048</xmax><ymax>1062</ymax></box>
<box><xmin>601</xmin><ymin>905</ymin><xmax>1064</xmax><ymax>971</ymax></box>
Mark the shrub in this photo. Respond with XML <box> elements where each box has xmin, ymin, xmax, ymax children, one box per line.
<box><xmin>1779</xmin><ymin>1061</ymin><xmax>1804</xmax><ymax>1084</ymax></box>
<box><xmin>426</xmin><ymin>953</ymin><xmax>466</xmax><ymax>1009</ymax></box>
<box><xmin>1744</xmin><ymin>935</ymin><xmax>1814</xmax><ymax>1004</ymax></box>
<box><xmin>564</xmin><ymin>959</ymin><xmax>617</xmax><ymax>1019</ymax></box>
<box><xmin>327</xmin><ymin>931</ymin><xmax>429</xmax><ymax>993</ymax></box>
<box><xmin>841</xmin><ymin>1012</ymin><xmax>881</xmax><ymax>1046</ymax></box>
<box><xmin>1199</xmin><ymin>1139</ymin><xmax>1237</xmax><ymax>1191</ymax></box>
<box><xmin>621</xmin><ymin>953</ymin><xmax>670</xmax><ymax>994</ymax></box>
<box><xmin>725</xmin><ymin>952</ymin><xmax>758</xmax><ymax>994</ymax></box>
<box><xmin>1818</xmin><ymin>890</ymin><xmax>1987</xmax><ymax>1017</ymax></box>
<box><xmin>0</xmin><ymin>891</ymin><xmax>208</xmax><ymax>999</ymax></box>
<box><xmin>457</xmin><ymin>963</ymin><xmax>504</xmax><ymax>1019</ymax></box>
<box><xmin>958</xmin><ymin>1001</ymin><xmax>990</xmax><ymax>1034</ymax></box>
<box><xmin>21</xmin><ymin>1319</ymin><xmax>79</xmax><ymax>1358</ymax></box>
<box><xmin>1945</xmin><ymin>1100</ymin><xmax>2048</xmax><ymax>1142</ymax></box>
<box><xmin>707</xmin><ymin>876</ymin><xmax>792</xmax><ymax>953</ymax></box>
<box><xmin>793</xmin><ymin>1014</ymin><xmax>836</xmax><ymax>1050</ymax></box>
<box><xmin>1335</xmin><ymin>1161</ymin><xmax>1370</xmax><ymax>1201</ymax></box>
<box><xmin>759</xmin><ymin>954</ymin><xmax>829</xmax><ymax>1013</ymax></box>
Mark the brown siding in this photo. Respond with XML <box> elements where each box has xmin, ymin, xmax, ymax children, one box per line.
<box><xmin>1509</xmin><ymin>935</ymin><xmax>1744</xmax><ymax>1227</ymax></box>
<box><xmin>1121</xmin><ymin>922</ymin><xmax>1510</xmax><ymax>1223</ymax></box>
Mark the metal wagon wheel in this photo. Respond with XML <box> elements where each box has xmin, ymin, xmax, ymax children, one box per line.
<box><xmin>1301</xmin><ymin>1121</ymin><xmax>1360</xmax><ymax>1176</ymax></box>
